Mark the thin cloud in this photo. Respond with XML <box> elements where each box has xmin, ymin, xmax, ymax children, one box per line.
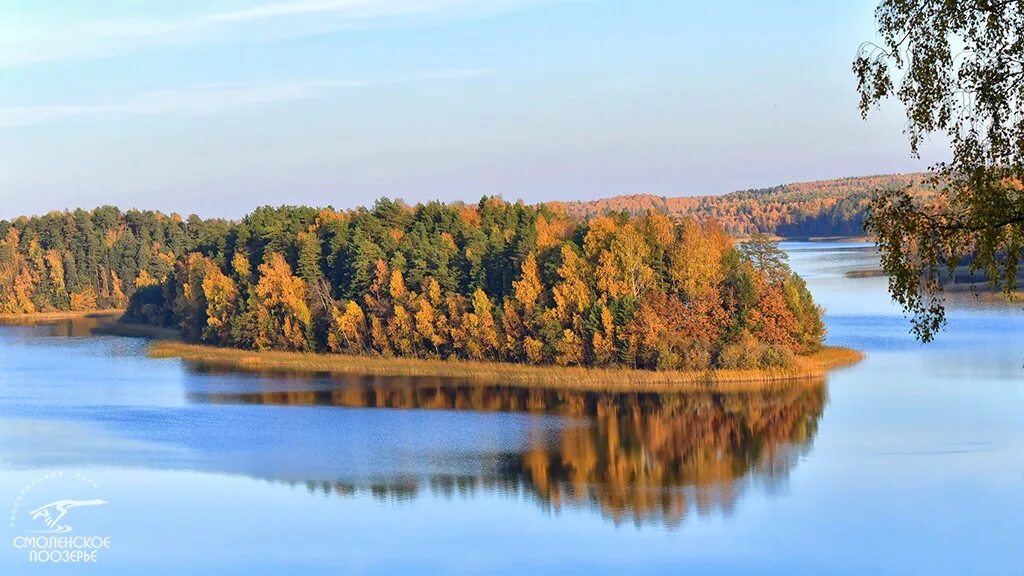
<box><xmin>201</xmin><ymin>0</ymin><xmax>409</xmax><ymax>24</ymax></box>
<box><xmin>0</xmin><ymin>68</ymin><xmax>493</xmax><ymax>128</ymax></box>
<box><xmin>0</xmin><ymin>0</ymin><xmax>555</xmax><ymax>67</ymax></box>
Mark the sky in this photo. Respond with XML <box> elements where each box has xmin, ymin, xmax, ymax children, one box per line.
<box><xmin>0</xmin><ymin>0</ymin><xmax>949</xmax><ymax>219</ymax></box>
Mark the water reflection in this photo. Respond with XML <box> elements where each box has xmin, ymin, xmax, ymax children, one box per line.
<box><xmin>0</xmin><ymin>312</ymin><xmax>121</xmax><ymax>337</ymax></box>
<box><xmin>3</xmin><ymin>243</ymin><xmax>1022</xmax><ymax>574</ymax></box>
<box><xmin>1</xmin><ymin>314</ymin><xmax>826</xmax><ymax>529</ymax></box>
<box><xmin>190</xmin><ymin>373</ymin><xmax>827</xmax><ymax>527</ymax></box>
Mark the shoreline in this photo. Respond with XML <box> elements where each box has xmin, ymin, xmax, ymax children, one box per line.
<box><xmin>148</xmin><ymin>339</ymin><xmax>864</xmax><ymax>393</ymax></box>
<box><xmin>0</xmin><ymin>312</ymin><xmax>865</xmax><ymax>392</ymax></box>
<box><xmin>941</xmin><ymin>283</ymin><xmax>1024</xmax><ymax>300</ymax></box>
<box><xmin>734</xmin><ymin>234</ymin><xmax>870</xmax><ymax>243</ymax></box>
<box><xmin>0</xmin><ymin>309</ymin><xmax>125</xmax><ymax>324</ymax></box>
<box><xmin>845</xmin><ymin>268</ymin><xmax>887</xmax><ymax>279</ymax></box>
<box><xmin>841</xmin><ymin>272</ymin><xmax>1024</xmax><ymax>302</ymax></box>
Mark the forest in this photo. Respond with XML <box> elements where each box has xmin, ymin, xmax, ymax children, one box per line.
<box><xmin>0</xmin><ymin>207</ymin><xmax>197</xmax><ymax>313</ymax></box>
<box><xmin>0</xmin><ymin>198</ymin><xmax>825</xmax><ymax>372</ymax></box>
<box><xmin>556</xmin><ymin>173</ymin><xmax>928</xmax><ymax>237</ymax></box>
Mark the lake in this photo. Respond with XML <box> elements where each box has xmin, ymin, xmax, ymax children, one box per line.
<box><xmin>1</xmin><ymin>243</ymin><xmax>1022</xmax><ymax>575</ymax></box>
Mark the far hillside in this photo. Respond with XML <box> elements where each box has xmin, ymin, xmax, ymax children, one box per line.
<box><xmin>552</xmin><ymin>173</ymin><xmax>930</xmax><ymax>237</ymax></box>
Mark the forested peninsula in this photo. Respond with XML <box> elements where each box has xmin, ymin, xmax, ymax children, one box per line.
<box><xmin>0</xmin><ymin>192</ymin><xmax>864</xmax><ymax>384</ymax></box>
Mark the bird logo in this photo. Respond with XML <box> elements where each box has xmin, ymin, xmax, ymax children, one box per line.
<box><xmin>28</xmin><ymin>499</ymin><xmax>107</xmax><ymax>533</ymax></box>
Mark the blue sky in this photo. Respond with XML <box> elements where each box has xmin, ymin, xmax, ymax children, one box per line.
<box><xmin>0</xmin><ymin>0</ymin><xmax>947</xmax><ymax>218</ymax></box>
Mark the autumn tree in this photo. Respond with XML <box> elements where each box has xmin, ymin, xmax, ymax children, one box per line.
<box><xmin>552</xmin><ymin>244</ymin><xmax>592</xmax><ymax>327</ymax></box>
<box><xmin>328</xmin><ymin>300</ymin><xmax>368</xmax><ymax>354</ymax></box>
<box><xmin>453</xmin><ymin>289</ymin><xmax>500</xmax><ymax>360</ymax></box>
<box><xmin>252</xmin><ymin>252</ymin><xmax>311</xmax><ymax>351</ymax></box>
<box><xmin>590</xmin><ymin>304</ymin><xmax>617</xmax><ymax>367</ymax></box>
<box><xmin>0</xmin><ymin>229</ymin><xmax>36</xmax><ymax>313</ymax></box>
<box><xmin>200</xmin><ymin>259</ymin><xmax>238</xmax><ymax>343</ymax></box>
<box><xmin>584</xmin><ymin>217</ymin><xmax>656</xmax><ymax>302</ymax></box>
<box><xmin>385</xmin><ymin>269</ymin><xmax>418</xmax><ymax>356</ymax></box>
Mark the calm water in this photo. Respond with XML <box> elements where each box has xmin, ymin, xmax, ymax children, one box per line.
<box><xmin>1</xmin><ymin>243</ymin><xmax>1022</xmax><ymax>575</ymax></box>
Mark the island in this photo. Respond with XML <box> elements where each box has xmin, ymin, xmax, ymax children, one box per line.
<box><xmin>0</xmin><ymin>192</ymin><xmax>865</xmax><ymax>389</ymax></box>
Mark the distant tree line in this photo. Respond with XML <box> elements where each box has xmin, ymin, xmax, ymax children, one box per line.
<box><xmin>1</xmin><ymin>199</ymin><xmax>825</xmax><ymax>371</ymax></box>
<box><xmin>556</xmin><ymin>173</ymin><xmax>930</xmax><ymax>237</ymax></box>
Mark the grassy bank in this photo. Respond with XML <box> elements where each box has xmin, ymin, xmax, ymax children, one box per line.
<box><xmin>149</xmin><ymin>340</ymin><xmax>863</xmax><ymax>393</ymax></box>
<box><xmin>0</xmin><ymin>309</ymin><xmax>124</xmax><ymax>324</ymax></box>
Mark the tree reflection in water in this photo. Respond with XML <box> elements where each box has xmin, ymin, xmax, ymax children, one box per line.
<box><xmin>192</xmin><ymin>371</ymin><xmax>826</xmax><ymax>528</ymax></box>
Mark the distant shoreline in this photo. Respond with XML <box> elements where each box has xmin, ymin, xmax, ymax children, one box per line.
<box><xmin>845</xmin><ymin>268</ymin><xmax>887</xmax><ymax>279</ymax></box>
<box><xmin>147</xmin><ymin>340</ymin><xmax>864</xmax><ymax>393</ymax></box>
<box><xmin>0</xmin><ymin>309</ymin><xmax>124</xmax><ymax>323</ymax></box>
<box><xmin>842</xmin><ymin>269</ymin><xmax>1024</xmax><ymax>300</ymax></box>
<box><xmin>942</xmin><ymin>285</ymin><xmax>1024</xmax><ymax>301</ymax></box>
<box><xmin>740</xmin><ymin>235</ymin><xmax>870</xmax><ymax>243</ymax></box>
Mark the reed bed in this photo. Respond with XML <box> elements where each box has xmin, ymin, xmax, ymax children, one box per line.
<box><xmin>149</xmin><ymin>340</ymin><xmax>864</xmax><ymax>393</ymax></box>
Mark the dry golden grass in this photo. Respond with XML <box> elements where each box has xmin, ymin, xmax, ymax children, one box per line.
<box><xmin>149</xmin><ymin>341</ymin><xmax>864</xmax><ymax>393</ymax></box>
<box><xmin>0</xmin><ymin>309</ymin><xmax>124</xmax><ymax>324</ymax></box>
